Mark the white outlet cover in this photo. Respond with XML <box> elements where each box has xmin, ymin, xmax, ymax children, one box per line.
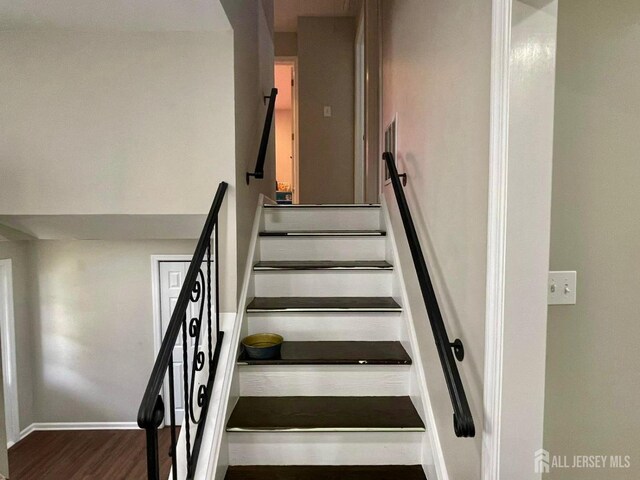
<box><xmin>548</xmin><ymin>271</ymin><xmax>577</xmax><ymax>305</ymax></box>
<box><xmin>323</xmin><ymin>106</ymin><xmax>332</xmax><ymax>117</ymax></box>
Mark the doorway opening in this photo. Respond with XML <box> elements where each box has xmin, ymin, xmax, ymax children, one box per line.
<box><xmin>274</xmin><ymin>59</ymin><xmax>299</xmax><ymax>204</ymax></box>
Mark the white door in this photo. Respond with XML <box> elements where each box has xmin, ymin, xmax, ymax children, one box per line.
<box><xmin>159</xmin><ymin>261</ymin><xmax>207</xmax><ymax>425</ymax></box>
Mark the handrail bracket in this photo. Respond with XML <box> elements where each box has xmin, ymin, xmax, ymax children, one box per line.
<box><xmin>450</xmin><ymin>339</ymin><xmax>465</xmax><ymax>362</ymax></box>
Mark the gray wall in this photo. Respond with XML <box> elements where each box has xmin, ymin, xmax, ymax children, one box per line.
<box><xmin>0</xmin><ymin>30</ymin><xmax>236</xmax><ymax>217</ymax></box>
<box><xmin>544</xmin><ymin>0</ymin><xmax>640</xmax><ymax>477</ymax></box>
<box><xmin>221</xmin><ymin>0</ymin><xmax>276</xmax><ymax>298</ymax></box>
<box><xmin>298</xmin><ymin>17</ymin><xmax>355</xmax><ymax>204</ymax></box>
<box><xmin>275</xmin><ymin>32</ymin><xmax>297</xmax><ymax>56</ymax></box>
<box><xmin>0</xmin><ymin>240</ymin><xmax>200</xmax><ymax>426</ymax></box>
<box><xmin>381</xmin><ymin>0</ymin><xmax>490</xmax><ymax>476</ymax></box>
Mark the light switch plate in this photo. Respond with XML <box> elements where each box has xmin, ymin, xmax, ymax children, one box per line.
<box><xmin>323</xmin><ymin>106</ymin><xmax>332</xmax><ymax>117</ymax></box>
<box><xmin>548</xmin><ymin>271</ymin><xmax>577</xmax><ymax>305</ymax></box>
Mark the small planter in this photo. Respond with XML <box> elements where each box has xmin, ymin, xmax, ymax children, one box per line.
<box><xmin>241</xmin><ymin>333</ymin><xmax>284</xmax><ymax>360</ymax></box>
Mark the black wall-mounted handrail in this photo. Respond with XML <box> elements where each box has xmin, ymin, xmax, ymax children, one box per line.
<box><xmin>247</xmin><ymin>87</ymin><xmax>278</xmax><ymax>184</ymax></box>
<box><xmin>138</xmin><ymin>181</ymin><xmax>228</xmax><ymax>479</ymax></box>
<box><xmin>383</xmin><ymin>152</ymin><xmax>475</xmax><ymax>438</ymax></box>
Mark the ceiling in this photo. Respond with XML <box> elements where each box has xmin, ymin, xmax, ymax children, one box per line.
<box><xmin>275</xmin><ymin>0</ymin><xmax>361</xmax><ymax>32</ymax></box>
<box><xmin>0</xmin><ymin>0</ymin><xmax>231</xmax><ymax>32</ymax></box>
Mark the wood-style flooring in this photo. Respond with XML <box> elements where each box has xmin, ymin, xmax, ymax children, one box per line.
<box><xmin>9</xmin><ymin>429</ymin><xmax>175</xmax><ymax>479</ymax></box>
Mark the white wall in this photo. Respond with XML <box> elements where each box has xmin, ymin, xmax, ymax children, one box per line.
<box><xmin>0</xmin><ymin>30</ymin><xmax>236</xmax><ymax>216</ymax></box>
<box><xmin>545</xmin><ymin>0</ymin><xmax>640</xmax><ymax>477</ymax></box>
<box><xmin>381</xmin><ymin>0</ymin><xmax>491</xmax><ymax>476</ymax></box>
<box><xmin>27</xmin><ymin>240</ymin><xmax>197</xmax><ymax>424</ymax></box>
<box><xmin>0</xmin><ymin>0</ymin><xmax>274</xmax><ymax>432</ymax></box>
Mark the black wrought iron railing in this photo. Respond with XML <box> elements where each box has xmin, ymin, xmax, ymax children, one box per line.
<box><xmin>138</xmin><ymin>182</ymin><xmax>228</xmax><ymax>479</ymax></box>
<box><xmin>246</xmin><ymin>87</ymin><xmax>278</xmax><ymax>184</ymax></box>
<box><xmin>383</xmin><ymin>152</ymin><xmax>475</xmax><ymax>438</ymax></box>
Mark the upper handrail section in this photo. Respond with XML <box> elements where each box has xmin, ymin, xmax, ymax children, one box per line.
<box><xmin>246</xmin><ymin>87</ymin><xmax>278</xmax><ymax>184</ymax></box>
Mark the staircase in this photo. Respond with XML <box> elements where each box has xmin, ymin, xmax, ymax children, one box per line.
<box><xmin>224</xmin><ymin>203</ymin><xmax>429</xmax><ymax>479</ymax></box>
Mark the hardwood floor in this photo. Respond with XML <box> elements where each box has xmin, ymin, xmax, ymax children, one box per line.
<box><xmin>9</xmin><ymin>429</ymin><xmax>175</xmax><ymax>479</ymax></box>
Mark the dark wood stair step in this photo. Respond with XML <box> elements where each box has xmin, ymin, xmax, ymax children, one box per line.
<box><xmin>253</xmin><ymin>260</ymin><xmax>393</xmax><ymax>271</ymax></box>
<box><xmin>225</xmin><ymin>465</ymin><xmax>427</xmax><ymax>479</ymax></box>
<box><xmin>226</xmin><ymin>396</ymin><xmax>425</xmax><ymax>432</ymax></box>
<box><xmin>264</xmin><ymin>203</ymin><xmax>381</xmax><ymax>209</ymax></box>
<box><xmin>259</xmin><ymin>230</ymin><xmax>386</xmax><ymax>237</ymax></box>
<box><xmin>247</xmin><ymin>297</ymin><xmax>402</xmax><ymax>313</ymax></box>
<box><xmin>238</xmin><ymin>341</ymin><xmax>411</xmax><ymax>365</ymax></box>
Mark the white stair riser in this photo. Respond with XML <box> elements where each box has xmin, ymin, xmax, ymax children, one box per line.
<box><xmin>259</xmin><ymin>237</ymin><xmax>386</xmax><ymax>261</ymax></box>
<box><xmin>264</xmin><ymin>208</ymin><xmax>381</xmax><ymax>232</ymax></box>
<box><xmin>247</xmin><ymin>313</ymin><xmax>403</xmax><ymax>341</ymax></box>
<box><xmin>239</xmin><ymin>365</ymin><xmax>411</xmax><ymax>397</ymax></box>
<box><xmin>228</xmin><ymin>431</ymin><xmax>423</xmax><ymax>465</ymax></box>
<box><xmin>253</xmin><ymin>271</ymin><xmax>393</xmax><ymax>297</ymax></box>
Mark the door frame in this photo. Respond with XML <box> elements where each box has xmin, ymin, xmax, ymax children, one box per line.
<box><xmin>354</xmin><ymin>7</ymin><xmax>366</xmax><ymax>203</ymax></box>
<box><xmin>0</xmin><ymin>259</ymin><xmax>20</xmax><ymax>447</ymax></box>
<box><xmin>275</xmin><ymin>57</ymin><xmax>300</xmax><ymax>204</ymax></box>
<box><xmin>150</xmin><ymin>254</ymin><xmax>194</xmax><ymax>426</ymax></box>
<box><xmin>483</xmin><ymin>0</ymin><xmax>558</xmax><ymax>478</ymax></box>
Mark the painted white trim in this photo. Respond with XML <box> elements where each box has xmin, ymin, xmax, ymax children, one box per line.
<box><xmin>19</xmin><ymin>422</ymin><xmax>139</xmax><ymax>441</ymax></box>
<box><xmin>0</xmin><ymin>259</ymin><xmax>20</xmax><ymax>448</ymax></box>
<box><xmin>482</xmin><ymin>2</ymin><xmax>512</xmax><ymax>478</ymax></box>
<box><xmin>203</xmin><ymin>195</ymin><xmax>266</xmax><ymax>480</ymax></box>
<box><xmin>380</xmin><ymin>199</ymin><xmax>448</xmax><ymax>480</ymax></box>
<box><xmin>275</xmin><ymin>57</ymin><xmax>300</xmax><ymax>204</ymax></box>
<box><xmin>18</xmin><ymin>423</ymin><xmax>35</xmax><ymax>441</ymax></box>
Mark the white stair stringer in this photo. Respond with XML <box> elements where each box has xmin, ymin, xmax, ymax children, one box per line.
<box><xmin>381</xmin><ymin>197</ymin><xmax>447</xmax><ymax>480</ymax></box>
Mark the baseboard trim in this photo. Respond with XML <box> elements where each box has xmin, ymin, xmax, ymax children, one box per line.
<box><xmin>19</xmin><ymin>422</ymin><xmax>139</xmax><ymax>442</ymax></box>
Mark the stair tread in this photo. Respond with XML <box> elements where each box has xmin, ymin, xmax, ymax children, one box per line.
<box><xmin>254</xmin><ymin>260</ymin><xmax>393</xmax><ymax>271</ymax></box>
<box><xmin>247</xmin><ymin>297</ymin><xmax>402</xmax><ymax>312</ymax></box>
<box><xmin>260</xmin><ymin>230</ymin><xmax>385</xmax><ymax>237</ymax></box>
<box><xmin>238</xmin><ymin>341</ymin><xmax>411</xmax><ymax>365</ymax></box>
<box><xmin>264</xmin><ymin>203</ymin><xmax>381</xmax><ymax>209</ymax></box>
<box><xmin>225</xmin><ymin>465</ymin><xmax>427</xmax><ymax>479</ymax></box>
<box><xmin>226</xmin><ymin>396</ymin><xmax>425</xmax><ymax>432</ymax></box>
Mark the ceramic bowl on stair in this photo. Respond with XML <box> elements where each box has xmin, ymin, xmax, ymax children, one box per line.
<box><xmin>241</xmin><ymin>333</ymin><xmax>284</xmax><ymax>360</ymax></box>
